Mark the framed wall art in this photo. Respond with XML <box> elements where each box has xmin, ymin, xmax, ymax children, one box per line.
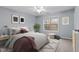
<box><xmin>19</xmin><ymin>16</ymin><xmax>25</xmax><ymax>24</ymax></box>
<box><xmin>11</xmin><ymin>15</ymin><xmax>19</xmax><ymax>24</ymax></box>
<box><xmin>62</xmin><ymin>16</ymin><xmax>69</xmax><ymax>25</ymax></box>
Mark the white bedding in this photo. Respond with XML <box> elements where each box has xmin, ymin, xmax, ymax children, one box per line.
<box><xmin>5</xmin><ymin>32</ymin><xmax>48</xmax><ymax>50</ymax></box>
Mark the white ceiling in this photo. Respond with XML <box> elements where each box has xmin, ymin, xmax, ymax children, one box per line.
<box><xmin>3</xmin><ymin>6</ymin><xmax>75</xmax><ymax>16</ymax></box>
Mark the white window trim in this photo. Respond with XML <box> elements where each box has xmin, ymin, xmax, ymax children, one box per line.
<box><xmin>43</xmin><ymin>16</ymin><xmax>59</xmax><ymax>32</ymax></box>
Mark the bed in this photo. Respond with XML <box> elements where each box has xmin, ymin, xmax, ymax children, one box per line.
<box><xmin>4</xmin><ymin>27</ymin><xmax>48</xmax><ymax>52</ymax></box>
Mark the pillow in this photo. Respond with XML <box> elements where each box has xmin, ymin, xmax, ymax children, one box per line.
<box><xmin>0</xmin><ymin>26</ymin><xmax>10</xmax><ymax>35</ymax></box>
<box><xmin>19</xmin><ymin>27</ymin><xmax>29</xmax><ymax>33</ymax></box>
<box><xmin>75</xmin><ymin>29</ymin><xmax>79</xmax><ymax>32</ymax></box>
<box><xmin>9</xmin><ymin>27</ymin><xmax>29</xmax><ymax>34</ymax></box>
<box><xmin>21</xmin><ymin>27</ymin><xmax>29</xmax><ymax>32</ymax></box>
<box><xmin>20</xmin><ymin>28</ymin><xmax>28</xmax><ymax>33</ymax></box>
<box><xmin>9</xmin><ymin>27</ymin><xmax>21</xmax><ymax>35</ymax></box>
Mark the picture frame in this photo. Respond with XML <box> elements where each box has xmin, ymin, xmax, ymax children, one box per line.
<box><xmin>11</xmin><ymin>15</ymin><xmax>19</xmax><ymax>24</ymax></box>
<box><xmin>62</xmin><ymin>16</ymin><xmax>69</xmax><ymax>25</ymax></box>
<box><xmin>19</xmin><ymin>16</ymin><xmax>25</xmax><ymax>24</ymax></box>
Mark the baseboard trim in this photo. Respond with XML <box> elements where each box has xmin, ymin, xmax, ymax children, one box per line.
<box><xmin>61</xmin><ymin>37</ymin><xmax>72</xmax><ymax>40</ymax></box>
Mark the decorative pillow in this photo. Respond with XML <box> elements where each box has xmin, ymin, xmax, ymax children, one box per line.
<box><xmin>21</xmin><ymin>27</ymin><xmax>29</xmax><ymax>32</ymax></box>
<box><xmin>75</xmin><ymin>29</ymin><xmax>79</xmax><ymax>32</ymax></box>
<box><xmin>20</xmin><ymin>28</ymin><xmax>28</xmax><ymax>33</ymax></box>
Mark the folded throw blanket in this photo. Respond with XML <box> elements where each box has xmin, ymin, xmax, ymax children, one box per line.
<box><xmin>13</xmin><ymin>36</ymin><xmax>38</xmax><ymax>52</ymax></box>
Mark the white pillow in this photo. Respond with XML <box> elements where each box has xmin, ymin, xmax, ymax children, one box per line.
<box><xmin>9</xmin><ymin>27</ymin><xmax>29</xmax><ymax>34</ymax></box>
<box><xmin>9</xmin><ymin>27</ymin><xmax>21</xmax><ymax>34</ymax></box>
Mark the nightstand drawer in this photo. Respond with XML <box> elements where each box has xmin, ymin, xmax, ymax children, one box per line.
<box><xmin>0</xmin><ymin>39</ymin><xmax>8</xmax><ymax>47</ymax></box>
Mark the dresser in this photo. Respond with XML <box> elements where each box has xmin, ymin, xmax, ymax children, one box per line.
<box><xmin>72</xmin><ymin>30</ymin><xmax>79</xmax><ymax>52</ymax></box>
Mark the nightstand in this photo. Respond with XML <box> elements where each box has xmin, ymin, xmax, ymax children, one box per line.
<box><xmin>0</xmin><ymin>35</ymin><xmax>13</xmax><ymax>52</ymax></box>
<box><xmin>0</xmin><ymin>35</ymin><xmax>9</xmax><ymax>47</ymax></box>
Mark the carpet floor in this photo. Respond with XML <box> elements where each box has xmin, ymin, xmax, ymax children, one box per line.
<box><xmin>56</xmin><ymin>39</ymin><xmax>73</xmax><ymax>52</ymax></box>
<box><xmin>40</xmin><ymin>39</ymin><xmax>73</xmax><ymax>52</ymax></box>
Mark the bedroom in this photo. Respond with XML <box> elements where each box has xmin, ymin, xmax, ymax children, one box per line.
<box><xmin>0</xmin><ymin>6</ymin><xmax>78</xmax><ymax>52</ymax></box>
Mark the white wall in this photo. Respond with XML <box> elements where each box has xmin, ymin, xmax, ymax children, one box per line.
<box><xmin>36</xmin><ymin>9</ymin><xmax>74</xmax><ymax>38</ymax></box>
<box><xmin>74</xmin><ymin>7</ymin><xmax>79</xmax><ymax>29</ymax></box>
<box><xmin>0</xmin><ymin>7</ymin><xmax>36</xmax><ymax>30</ymax></box>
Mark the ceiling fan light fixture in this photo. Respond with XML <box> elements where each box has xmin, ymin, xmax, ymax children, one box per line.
<box><xmin>34</xmin><ymin>6</ymin><xmax>45</xmax><ymax>13</ymax></box>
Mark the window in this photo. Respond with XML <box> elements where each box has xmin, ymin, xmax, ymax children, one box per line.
<box><xmin>43</xmin><ymin>16</ymin><xmax>59</xmax><ymax>32</ymax></box>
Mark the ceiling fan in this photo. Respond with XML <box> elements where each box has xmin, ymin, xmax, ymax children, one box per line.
<box><xmin>34</xmin><ymin>6</ymin><xmax>46</xmax><ymax>14</ymax></box>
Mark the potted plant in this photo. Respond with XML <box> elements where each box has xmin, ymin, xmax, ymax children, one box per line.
<box><xmin>33</xmin><ymin>23</ymin><xmax>41</xmax><ymax>32</ymax></box>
